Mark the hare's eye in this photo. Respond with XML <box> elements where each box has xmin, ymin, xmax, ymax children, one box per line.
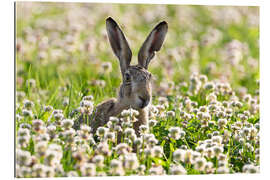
<box><xmin>125</xmin><ymin>73</ymin><xmax>131</xmax><ymax>81</ymax></box>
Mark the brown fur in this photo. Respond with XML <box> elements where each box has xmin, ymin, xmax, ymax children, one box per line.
<box><xmin>76</xmin><ymin>17</ymin><xmax>167</xmax><ymax>137</ymax></box>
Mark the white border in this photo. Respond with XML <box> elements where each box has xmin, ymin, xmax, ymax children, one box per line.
<box><xmin>1</xmin><ymin>0</ymin><xmax>269</xmax><ymax>180</ymax></box>
<box><xmin>10</xmin><ymin>0</ymin><xmax>262</xmax><ymax>6</ymax></box>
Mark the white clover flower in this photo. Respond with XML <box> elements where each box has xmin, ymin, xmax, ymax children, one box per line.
<box><xmin>109</xmin><ymin>116</ymin><xmax>119</xmax><ymax>124</ymax></box>
<box><xmin>146</xmin><ymin>136</ymin><xmax>158</xmax><ymax>147</ymax></box>
<box><xmin>183</xmin><ymin>149</ymin><xmax>195</xmax><ymax>164</ymax></box>
<box><xmin>79</xmin><ymin>102</ymin><xmax>93</xmax><ymax>116</ymax></box>
<box><xmin>23</xmin><ymin>99</ymin><xmax>35</xmax><ymax>109</ymax></box>
<box><xmin>16</xmin><ymin>149</ymin><xmax>32</xmax><ymax>166</ymax></box>
<box><xmin>196</xmin><ymin>145</ymin><xmax>205</xmax><ymax>154</ymax></box>
<box><xmin>96</xmin><ymin>127</ymin><xmax>108</xmax><ymax>137</ymax></box>
<box><xmin>123</xmin><ymin>153</ymin><xmax>139</xmax><ymax>171</ymax></box>
<box><xmin>173</xmin><ymin>149</ymin><xmax>185</xmax><ymax>162</ymax></box>
<box><xmin>62</xmin><ymin>129</ymin><xmax>76</xmax><ymax>143</ymax></box>
<box><xmin>17</xmin><ymin>136</ymin><xmax>30</xmax><ymax>148</ymax></box>
<box><xmin>110</xmin><ymin>159</ymin><xmax>122</xmax><ymax>169</ymax></box>
<box><xmin>114</xmin><ymin>125</ymin><xmax>122</xmax><ymax>132</ymax></box>
<box><xmin>96</xmin><ymin>142</ymin><xmax>111</xmax><ymax>156</ymax></box>
<box><xmin>121</xmin><ymin>109</ymin><xmax>130</xmax><ymax>117</ymax></box>
<box><xmin>149</xmin><ymin>105</ymin><xmax>159</xmax><ymax>114</ymax></box>
<box><xmin>149</xmin><ymin>119</ymin><xmax>157</xmax><ymax>127</ymax></box>
<box><xmin>35</xmin><ymin>141</ymin><xmax>48</xmax><ymax>157</ymax></box>
<box><xmin>18</xmin><ymin>166</ymin><xmax>31</xmax><ymax>178</ymax></box>
<box><xmin>62</xmin><ymin>97</ymin><xmax>69</xmax><ymax>107</ymax></box>
<box><xmin>152</xmin><ymin>146</ymin><xmax>163</xmax><ymax>158</ymax></box>
<box><xmin>92</xmin><ymin>155</ymin><xmax>104</xmax><ymax>167</ymax></box>
<box><xmin>115</xmin><ymin>143</ymin><xmax>130</xmax><ymax>155</ymax></box>
<box><xmin>169</xmin><ymin>164</ymin><xmax>187</xmax><ymax>175</ymax></box>
<box><xmin>124</xmin><ymin>128</ymin><xmax>135</xmax><ymax>137</ymax></box>
<box><xmin>121</xmin><ymin>108</ymin><xmax>139</xmax><ymax>117</ymax></box>
<box><xmin>61</xmin><ymin>119</ymin><xmax>74</xmax><ymax>129</ymax></box>
<box><xmin>149</xmin><ymin>165</ymin><xmax>165</xmax><ymax>175</ymax></box>
<box><xmin>212</xmin><ymin>135</ymin><xmax>223</xmax><ymax>145</ymax></box>
<box><xmin>52</xmin><ymin>109</ymin><xmax>63</xmax><ymax>114</ymax></box>
<box><xmin>104</xmin><ymin>131</ymin><xmax>116</xmax><ymax>142</ymax></box>
<box><xmin>131</xmin><ymin>109</ymin><xmax>139</xmax><ymax>116</ymax></box>
<box><xmin>32</xmin><ymin>164</ymin><xmax>47</xmax><ymax>178</ymax></box>
<box><xmin>134</xmin><ymin>137</ymin><xmax>143</xmax><ymax>147</ymax></box>
<box><xmin>16</xmin><ymin>91</ymin><xmax>26</xmax><ymax>101</ymax></box>
<box><xmin>217</xmin><ymin>118</ymin><xmax>227</xmax><ymax>129</ymax></box>
<box><xmin>138</xmin><ymin>164</ymin><xmax>146</xmax><ymax>175</ymax></box>
<box><xmin>192</xmin><ymin>151</ymin><xmax>201</xmax><ymax>160</ymax></box>
<box><xmin>44</xmin><ymin>149</ymin><xmax>59</xmax><ymax>166</ymax></box>
<box><xmin>47</xmin><ymin>125</ymin><xmax>56</xmax><ymax>138</ymax></box>
<box><xmin>213</xmin><ymin>145</ymin><xmax>224</xmax><ymax>156</ymax></box>
<box><xmin>199</xmin><ymin>74</ymin><xmax>208</xmax><ymax>83</ymax></box>
<box><xmin>242</xmin><ymin>127</ymin><xmax>251</xmax><ymax>136</ymax></box>
<box><xmin>80</xmin><ymin>163</ymin><xmax>96</xmax><ymax>176</ymax></box>
<box><xmin>144</xmin><ymin>148</ymin><xmax>152</xmax><ymax>157</ymax></box>
<box><xmin>32</xmin><ymin>119</ymin><xmax>44</xmax><ymax>128</ymax></box>
<box><xmin>169</xmin><ymin>127</ymin><xmax>184</xmax><ymax>140</ymax></box>
<box><xmin>67</xmin><ymin>171</ymin><xmax>79</xmax><ymax>177</ymax></box>
<box><xmin>158</xmin><ymin>97</ymin><xmax>168</xmax><ymax>104</ymax></box>
<box><xmin>167</xmin><ymin>110</ymin><xmax>175</xmax><ymax>117</ymax></box>
<box><xmin>44</xmin><ymin>105</ymin><xmax>53</xmax><ymax>112</ymax></box>
<box><xmin>80</xmin><ymin>124</ymin><xmax>91</xmax><ymax>133</ymax></box>
<box><xmin>110</xmin><ymin>159</ymin><xmax>124</xmax><ymax>176</ymax></box>
<box><xmin>82</xmin><ymin>95</ymin><xmax>94</xmax><ymax>101</ymax></box>
<box><xmin>17</xmin><ymin>128</ymin><xmax>30</xmax><ymax>137</ymax></box>
<box><xmin>204</xmin><ymin>82</ymin><xmax>215</xmax><ymax>91</ymax></box>
<box><xmin>156</xmin><ymin>104</ymin><xmax>166</xmax><ymax>112</ymax></box>
<box><xmin>194</xmin><ymin>157</ymin><xmax>207</xmax><ymax>171</ymax></box>
<box><xmin>16</xmin><ymin>114</ymin><xmax>23</xmax><ymax>121</ymax></box>
<box><xmin>53</xmin><ymin>112</ymin><xmax>64</xmax><ymax>122</ymax></box>
<box><xmin>22</xmin><ymin>109</ymin><xmax>33</xmax><ymax>117</ymax></box>
<box><xmin>101</xmin><ymin>62</ymin><xmax>112</xmax><ymax>73</ymax></box>
<box><xmin>205</xmin><ymin>161</ymin><xmax>214</xmax><ymax>174</ymax></box>
<box><xmin>216</xmin><ymin>166</ymin><xmax>230</xmax><ymax>174</ymax></box>
<box><xmin>47</xmin><ymin>143</ymin><xmax>62</xmax><ymax>160</ymax></box>
<box><xmin>204</xmin><ymin>147</ymin><xmax>214</xmax><ymax>159</ymax></box>
<box><xmin>139</xmin><ymin>124</ymin><xmax>148</xmax><ymax>134</ymax></box>
<box><xmin>218</xmin><ymin>153</ymin><xmax>227</xmax><ymax>161</ymax></box>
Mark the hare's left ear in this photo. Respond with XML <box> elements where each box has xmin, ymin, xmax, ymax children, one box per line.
<box><xmin>106</xmin><ymin>17</ymin><xmax>132</xmax><ymax>78</ymax></box>
<box><xmin>138</xmin><ymin>21</ymin><xmax>168</xmax><ymax>69</ymax></box>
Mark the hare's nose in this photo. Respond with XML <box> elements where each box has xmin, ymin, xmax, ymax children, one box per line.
<box><xmin>139</xmin><ymin>96</ymin><xmax>150</xmax><ymax>108</ymax></box>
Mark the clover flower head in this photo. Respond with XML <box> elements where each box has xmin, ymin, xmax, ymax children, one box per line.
<box><xmin>82</xmin><ymin>95</ymin><xmax>94</xmax><ymax>101</ymax></box>
<box><xmin>194</xmin><ymin>157</ymin><xmax>207</xmax><ymax>171</ymax></box>
<box><xmin>16</xmin><ymin>149</ymin><xmax>32</xmax><ymax>166</ymax></box>
<box><xmin>61</xmin><ymin>119</ymin><xmax>74</xmax><ymax>129</ymax></box>
<box><xmin>22</xmin><ymin>109</ymin><xmax>33</xmax><ymax>117</ymax></box>
<box><xmin>169</xmin><ymin>127</ymin><xmax>184</xmax><ymax>140</ymax></box>
<box><xmin>80</xmin><ymin>163</ymin><xmax>96</xmax><ymax>176</ymax></box>
<box><xmin>92</xmin><ymin>155</ymin><xmax>104</xmax><ymax>167</ymax></box>
<box><xmin>96</xmin><ymin>127</ymin><xmax>108</xmax><ymax>137</ymax></box>
<box><xmin>123</xmin><ymin>153</ymin><xmax>139</xmax><ymax>170</ymax></box>
<box><xmin>169</xmin><ymin>164</ymin><xmax>187</xmax><ymax>175</ymax></box>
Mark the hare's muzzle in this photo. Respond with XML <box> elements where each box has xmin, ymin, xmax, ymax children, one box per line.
<box><xmin>138</xmin><ymin>96</ymin><xmax>150</xmax><ymax>108</ymax></box>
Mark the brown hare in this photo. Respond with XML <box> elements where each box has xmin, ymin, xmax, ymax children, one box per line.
<box><xmin>78</xmin><ymin>17</ymin><xmax>168</xmax><ymax>137</ymax></box>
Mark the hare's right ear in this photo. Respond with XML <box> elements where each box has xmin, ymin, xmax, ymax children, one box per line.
<box><xmin>106</xmin><ymin>17</ymin><xmax>132</xmax><ymax>77</ymax></box>
<box><xmin>138</xmin><ymin>21</ymin><xmax>168</xmax><ymax>69</ymax></box>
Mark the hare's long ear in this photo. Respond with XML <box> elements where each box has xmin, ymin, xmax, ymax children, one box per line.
<box><xmin>106</xmin><ymin>17</ymin><xmax>132</xmax><ymax>77</ymax></box>
<box><xmin>138</xmin><ymin>21</ymin><xmax>168</xmax><ymax>69</ymax></box>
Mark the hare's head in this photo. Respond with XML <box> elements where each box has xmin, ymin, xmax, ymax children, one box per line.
<box><xmin>106</xmin><ymin>17</ymin><xmax>168</xmax><ymax>109</ymax></box>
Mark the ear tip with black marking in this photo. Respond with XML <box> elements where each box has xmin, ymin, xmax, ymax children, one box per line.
<box><xmin>106</xmin><ymin>17</ymin><xmax>117</xmax><ymax>25</ymax></box>
<box><xmin>156</xmin><ymin>21</ymin><xmax>168</xmax><ymax>31</ymax></box>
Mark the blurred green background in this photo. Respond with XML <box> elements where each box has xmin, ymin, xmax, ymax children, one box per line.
<box><xmin>16</xmin><ymin>2</ymin><xmax>259</xmax><ymax>112</ymax></box>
